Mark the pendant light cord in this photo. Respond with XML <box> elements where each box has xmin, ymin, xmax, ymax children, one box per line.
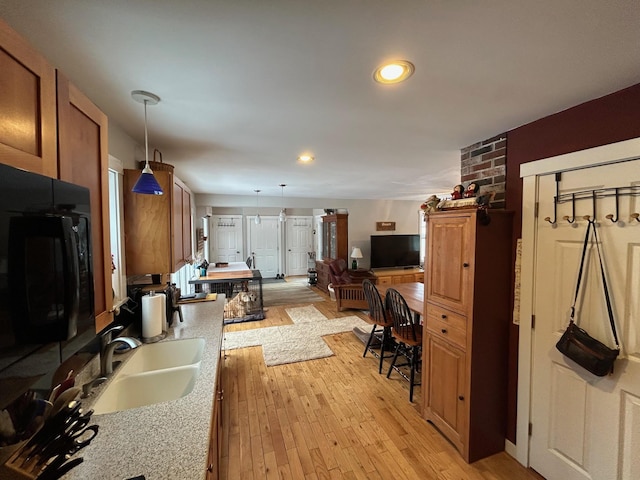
<box><xmin>144</xmin><ymin>99</ymin><xmax>150</xmax><ymax>167</ymax></box>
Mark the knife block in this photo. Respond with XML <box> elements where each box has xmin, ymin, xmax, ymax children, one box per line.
<box><xmin>4</xmin><ymin>443</ymin><xmax>48</xmax><ymax>479</ymax></box>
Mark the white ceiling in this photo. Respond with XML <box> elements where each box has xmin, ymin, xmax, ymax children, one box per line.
<box><xmin>1</xmin><ymin>1</ymin><xmax>639</xmax><ymax>200</ymax></box>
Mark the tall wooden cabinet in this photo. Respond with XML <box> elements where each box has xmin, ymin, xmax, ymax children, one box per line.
<box><xmin>421</xmin><ymin>209</ymin><xmax>513</xmax><ymax>463</ymax></box>
<box><xmin>315</xmin><ymin>213</ymin><xmax>348</xmax><ymax>293</ymax></box>
<box><xmin>124</xmin><ymin>169</ymin><xmax>192</xmax><ymax>275</ymax></box>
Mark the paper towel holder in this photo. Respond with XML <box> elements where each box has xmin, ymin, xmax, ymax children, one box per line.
<box><xmin>142</xmin><ymin>290</ymin><xmax>168</xmax><ymax>344</ymax></box>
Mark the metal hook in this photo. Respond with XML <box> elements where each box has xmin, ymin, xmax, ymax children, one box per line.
<box><xmin>562</xmin><ymin>193</ymin><xmax>576</xmax><ymax>223</ymax></box>
<box><xmin>605</xmin><ymin>187</ymin><xmax>619</xmax><ymax>223</ymax></box>
<box><xmin>545</xmin><ymin>173</ymin><xmax>561</xmax><ymax>225</ymax></box>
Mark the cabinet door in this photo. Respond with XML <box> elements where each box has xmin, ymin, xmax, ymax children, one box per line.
<box><xmin>172</xmin><ymin>181</ymin><xmax>185</xmax><ymax>271</ymax></box>
<box><xmin>124</xmin><ymin>170</ymin><xmax>173</xmax><ymax>275</ymax></box>
<box><xmin>0</xmin><ymin>18</ymin><xmax>57</xmax><ymax>177</ymax></box>
<box><xmin>425</xmin><ymin>213</ymin><xmax>474</xmax><ymax>315</ymax></box>
<box><xmin>57</xmin><ymin>71</ymin><xmax>113</xmax><ymax>333</ymax></box>
<box><xmin>172</xmin><ymin>179</ymin><xmax>192</xmax><ymax>271</ymax></box>
<box><xmin>422</xmin><ymin>333</ymin><xmax>466</xmax><ymax>453</ymax></box>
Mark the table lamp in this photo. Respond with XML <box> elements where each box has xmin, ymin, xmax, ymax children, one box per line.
<box><xmin>351</xmin><ymin>247</ymin><xmax>363</xmax><ymax>270</ymax></box>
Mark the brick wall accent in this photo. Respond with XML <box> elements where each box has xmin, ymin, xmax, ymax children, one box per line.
<box><xmin>460</xmin><ymin>134</ymin><xmax>507</xmax><ymax>208</ymax></box>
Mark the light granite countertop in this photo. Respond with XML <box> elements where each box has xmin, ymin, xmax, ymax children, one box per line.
<box><xmin>63</xmin><ymin>298</ymin><xmax>226</xmax><ymax>480</ymax></box>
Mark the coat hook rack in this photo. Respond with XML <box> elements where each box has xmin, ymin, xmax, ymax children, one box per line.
<box><xmin>551</xmin><ymin>184</ymin><xmax>640</xmax><ymax>224</ymax></box>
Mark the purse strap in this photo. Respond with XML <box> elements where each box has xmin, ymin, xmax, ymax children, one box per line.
<box><xmin>570</xmin><ymin>220</ymin><xmax>620</xmax><ymax>349</ymax></box>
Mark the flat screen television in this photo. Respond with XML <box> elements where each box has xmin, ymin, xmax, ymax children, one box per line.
<box><xmin>370</xmin><ymin>234</ymin><xmax>420</xmax><ymax>269</ymax></box>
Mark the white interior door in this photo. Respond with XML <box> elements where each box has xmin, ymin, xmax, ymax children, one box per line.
<box><xmin>211</xmin><ymin>215</ymin><xmax>243</xmax><ymax>263</ymax></box>
<box><xmin>285</xmin><ymin>216</ymin><xmax>313</xmax><ymax>276</ymax></box>
<box><xmin>247</xmin><ymin>216</ymin><xmax>278</xmax><ymax>278</ymax></box>
<box><xmin>529</xmin><ymin>159</ymin><xmax>640</xmax><ymax>480</ymax></box>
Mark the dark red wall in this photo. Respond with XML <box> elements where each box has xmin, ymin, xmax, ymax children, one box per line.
<box><xmin>503</xmin><ymin>82</ymin><xmax>640</xmax><ymax>443</ymax></box>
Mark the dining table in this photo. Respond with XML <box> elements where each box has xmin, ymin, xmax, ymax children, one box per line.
<box><xmin>376</xmin><ymin>281</ymin><xmax>424</xmax><ymax>321</ymax></box>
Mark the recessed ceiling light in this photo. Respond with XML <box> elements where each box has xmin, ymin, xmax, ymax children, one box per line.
<box><xmin>297</xmin><ymin>154</ymin><xmax>314</xmax><ymax>163</ymax></box>
<box><xmin>373</xmin><ymin>60</ymin><xmax>415</xmax><ymax>84</ymax></box>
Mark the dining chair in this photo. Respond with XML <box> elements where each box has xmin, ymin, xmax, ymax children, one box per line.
<box><xmin>361</xmin><ymin>279</ymin><xmax>394</xmax><ymax>373</ymax></box>
<box><xmin>385</xmin><ymin>288</ymin><xmax>422</xmax><ymax>402</ymax></box>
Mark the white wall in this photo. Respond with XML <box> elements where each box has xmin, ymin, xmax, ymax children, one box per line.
<box><xmin>195</xmin><ymin>193</ymin><xmax>422</xmax><ymax>270</ymax></box>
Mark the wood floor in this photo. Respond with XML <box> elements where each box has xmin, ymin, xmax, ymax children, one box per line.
<box><xmin>220</xmin><ymin>288</ymin><xmax>543</xmax><ymax>480</ymax></box>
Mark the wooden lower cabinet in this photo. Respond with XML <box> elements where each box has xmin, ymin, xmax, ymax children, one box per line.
<box><xmin>373</xmin><ymin>268</ymin><xmax>424</xmax><ymax>285</ymax></box>
<box><xmin>315</xmin><ymin>260</ymin><xmax>331</xmax><ymax>293</ymax></box>
<box><xmin>422</xmin><ymin>332</ymin><xmax>466</xmax><ymax>453</ymax></box>
<box><xmin>207</xmin><ymin>355</ymin><xmax>224</xmax><ymax>479</ymax></box>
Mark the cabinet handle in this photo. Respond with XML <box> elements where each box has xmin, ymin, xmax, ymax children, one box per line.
<box><xmin>208</xmin><ymin>464</ymin><xmax>214</xmax><ymax>472</ymax></box>
<box><xmin>458</xmin><ymin>395</ymin><xmax>465</xmax><ymax>401</ymax></box>
<box><xmin>463</xmin><ymin>262</ymin><xmax>470</xmax><ymax>268</ymax></box>
<box><xmin>441</xmin><ymin>329</ymin><xmax>447</xmax><ymax>334</ymax></box>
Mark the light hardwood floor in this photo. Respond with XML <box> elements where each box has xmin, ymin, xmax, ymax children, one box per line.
<box><xmin>220</xmin><ymin>288</ymin><xmax>543</xmax><ymax>480</ymax></box>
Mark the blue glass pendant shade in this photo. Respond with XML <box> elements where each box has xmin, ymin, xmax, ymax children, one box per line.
<box><xmin>132</xmin><ymin>167</ymin><xmax>163</xmax><ymax>195</ymax></box>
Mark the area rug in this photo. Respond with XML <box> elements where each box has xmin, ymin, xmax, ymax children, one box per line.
<box><xmin>262</xmin><ymin>281</ymin><xmax>324</xmax><ymax>307</ymax></box>
<box><xmin>223</xmin><ymin>305</ymin><xmax>368</xmax><ymax>366</ymax></box>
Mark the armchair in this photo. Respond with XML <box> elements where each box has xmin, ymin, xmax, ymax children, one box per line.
<box><xmin>327</xmin><ymin>258</ymin><xmax>377</xmax><ymax>311</ymax></box>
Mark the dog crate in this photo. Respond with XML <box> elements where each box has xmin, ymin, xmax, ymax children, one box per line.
<box><xmin>191</xmin><ymin>270</ymin><xmax>265</xmax><ymax>324</ymax></box>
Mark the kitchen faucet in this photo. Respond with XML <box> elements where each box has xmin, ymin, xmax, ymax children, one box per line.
<box><xmin>100</xmin><ymin>326</ymin><xmax>142</xmax><ymax>376</ymax></box>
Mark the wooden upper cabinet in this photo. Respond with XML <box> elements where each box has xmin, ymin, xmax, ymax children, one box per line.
<box><xmin>56</xmin><ymin>70</ymin><xmax>113</xmax><ymax>333</ymax></box>
<box><xmin>0</xmin><ymin>17</ymin><xmax>57</xmax><ymax>178</ymax></box>
<box><xmin>425</xmin><ymin>213</ymin><xmax>474</xmax><ymax>316</ymax></box>
<box><xmin>172</xmin><ymin>178</ymin><xmax>192</xmax><ymax>271</ymax></box>
<box><xmin>124</xmin><ymin>169</ymin><xmax>192</xmax><ymax>275</ymax></box>
<box><xmin>321</xmin><ymin>213</ymin><xmax>348</xmax><ymax>262</ymax></box>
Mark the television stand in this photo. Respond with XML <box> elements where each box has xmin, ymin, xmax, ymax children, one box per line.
<box><xmin>372</xmin><ymin>267</ymin><xmax>424</xmax><ymax>285</ymax></box>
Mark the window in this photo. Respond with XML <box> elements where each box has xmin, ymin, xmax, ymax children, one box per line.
<box><xmin>108</xmin><ymin>156</ymin><xmax>127</xmax><ymax>307</ymax></box>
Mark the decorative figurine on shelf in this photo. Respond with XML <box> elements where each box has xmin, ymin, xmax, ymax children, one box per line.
<box><xmin>421</xmin><ymin>195</ymin><xmax>441</xmax><ymax>214</ymax></box>
<box><xmin>451</xmin><ymin>184</ymin><xmax>464</xmax><ymax>200</ymax></box>
<box><xmin>464</xmin><ymin>182</ymin><xmax>479</xmax><ymax>198</ymax></box>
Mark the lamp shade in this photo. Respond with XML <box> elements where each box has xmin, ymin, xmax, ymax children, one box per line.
<box><xmin>351</xmin><ymin>247</ymin><xmax>363</xmax><ymax>259</ymax></box>
<box><xmin>132</xmin><ymin>168</ymin><xmax>163</xmax><ymax>195</ymax></box>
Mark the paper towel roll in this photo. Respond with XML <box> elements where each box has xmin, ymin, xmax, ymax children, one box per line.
<box><xmin>142</xmin><ymin>292</ymin><xmax>166</xmax><ymax>339</ymax></box>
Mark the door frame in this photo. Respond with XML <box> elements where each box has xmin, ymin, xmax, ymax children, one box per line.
<box><xmin>516</xmin><ymin>137</ymin><xmax>640</xmax><ymax>466</ymax></box>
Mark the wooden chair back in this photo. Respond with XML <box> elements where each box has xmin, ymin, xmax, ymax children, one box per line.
<box><xmin>385</xmin><ymin>288</ymin><xmax>421</xmax><ymax>344</ymax></box>
<box><xmin>362</xmin><ymin>279</ymin><xmax>390</xmax><ymax>326</ymax></box>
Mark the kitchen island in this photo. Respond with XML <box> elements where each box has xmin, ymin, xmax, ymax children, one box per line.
<box><xmin>66</xmin><ymin>298</ymin><xmax>224</xmax><ymax>479</ymax></box>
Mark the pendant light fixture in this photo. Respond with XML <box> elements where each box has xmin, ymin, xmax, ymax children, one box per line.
<box><xmin>131</xmin><ymin>90</ymin><xmax>163</xmax><ymax>195</ymax></box>
<box><xmin>278</xmin><ymin>184</ymin><xmax>287</xmax><ymax>222</ymax></box>
<box><xmin>254</xmin><ymin>189</ymin><xmax>261</xmax><ymax>225</ymax></box>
